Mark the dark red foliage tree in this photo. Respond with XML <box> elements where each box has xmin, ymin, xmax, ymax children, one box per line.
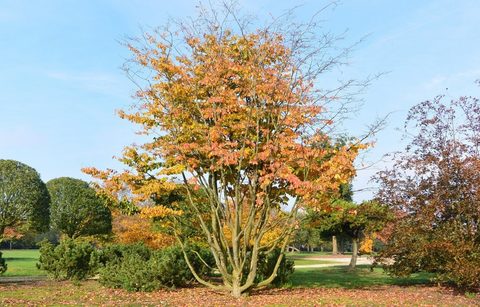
<box><xmin>374</xmin><ymin>82</ymin><xmax>480</xmax><ymax>290</ymax></box>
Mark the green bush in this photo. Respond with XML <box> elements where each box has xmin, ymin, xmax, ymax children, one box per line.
<box><xmin>258</xmin><ymin>249</ymin><xmax>295</xmax><ymax>287</ymax></box>
<box><xmin>0</xmin><ymin>251</ymin><xmax>7</xmax><ymax>275</ymax></box>
<box><xmin>98</xmin><ymin>243</ymin><xmax>214</xmax><ymax>291</ymax></box>
<box><xmin>153</xmin><ymin>244</ymin><xmax>214</xmax><ymax>287</ymax></box>
<box><xmin>240</xmin><ymin>249</ymin><xmax>294</xmax><ymax>287</ymax></box>
<box><xmin>97</xmin><ymin>243</ymin><xmax>151</xmax><ymax>266</ymax></box>
<box><xmin>37</xmin><ymin>239</ymin><xmax>99</xmax><ymax>280</ymax></box>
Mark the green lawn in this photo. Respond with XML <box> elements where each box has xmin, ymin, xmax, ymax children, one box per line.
<box><xmin>0</xmin><ymin>249</ymin><xmax>462</xmax><ymax>305</ymax></box>
<box><xmin>286</xmin><ymin>251</ymin><xmax>331</xmax><ymax>258</ymax></box>
<box><xmin>0</xmin><ymin>249</ymin><xmax>45</xmax><ymax>277</ymax></box>
<box><xmin>290</xmin><ymin>265</ymin><xmax>432</xmax><ymax>288</ymax></box>
<box><xmin>287</xmin><ymin>251</ymin><xmax>341</xmax><ymax>266</ymax></box>
<box><xmin>292</xmin><ymin>259</ymin><xmax>339</xmax><ymax>266</ymax></box>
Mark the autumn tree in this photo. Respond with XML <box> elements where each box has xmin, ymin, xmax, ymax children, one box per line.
<box><xmin>112</xmin><ymin>213</ymin><xmax>176</xmax><ymax>249</ymax></box>
<box><xmin>374</xmin><ymin>84</ymin><xmax>480</xmax><ymax>289</ymax></box>
<box><xmin>47</xmin><ymin>177</ymin><xmax>112</xmax><ymax>239</ymax></box>
<box><xmin>0</xmin><ymin>159</ymin><xmax>50</xmax><ymax>241</ymax></box>
<box><xmin>84</xmin><ymin>3</ymin><xmax>370</xmax><ymax>297</ymax></box>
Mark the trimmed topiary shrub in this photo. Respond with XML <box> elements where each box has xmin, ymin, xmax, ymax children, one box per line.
<box><xmin>0</xmin><ymin>251</ymin><xmax>7</xmax><ymax>275</ymax></box>
<box><xmin>98</xmin><ymin>243</ymin><xmax>214</xmax><ymax>291</ymax></box>
<box><xmin>37</xmin><ymin>239</ymin><xmax>99</xmax><ymax>280</ymax></box>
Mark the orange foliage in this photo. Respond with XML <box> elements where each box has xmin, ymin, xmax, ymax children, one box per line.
<box><xmin>81</xmin><ymin>13</ymin><xmax>370</xmax><ymax>294</ymax></box>
<box><xmin>2</xmin><ymin>227</ymin><xmax>24</xmax><ymax>241</ymax></box>
<box><xmin>83</xmin><ymin>30</ymin><xmax>365</xmax><ymax>211</ymax></box>
<box><xmin>359</xmin><ymin>234</ymin><xmax>374</xmax><ymax>254</ymax></box>
<box><xmin>112</xmin><ymin>213</ymin><xmax>175</xmax><ymax>249</ymax></box>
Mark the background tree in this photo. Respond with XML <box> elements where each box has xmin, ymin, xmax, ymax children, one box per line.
<box><xmin>47</xmin><ymin>177</ymin><xmax>112</xmax><ymax>239</ymax></box>
<box><xmin>0</xmin><ymin>159</ymin><xmax>50</xmax><ymax>241</ymax></box>
<box><xmin>333</xmin><ymin>183</ymin><xmax>353</xmax><ymax>254</ymax></box>
<box><xmin>2</xmin><ymin>227</ymin><xmax>24</xmax><ymax>249</ymax></box>
<box><xmin>291</xmin><ymin>214</ymin><xmax>326</xmax><ymax>252</ymax></box>
<box><xmin>84</xmin><ymin>3</ymin><xmax>372</xmax><ymax>297</ymax></box>
<box><xmin>308</xmin><ymin>200</ymin><xmax>391</xmax><ymax>270</ymax></box>
<box><xmin>374</xmin><ymin>84</ymin><xmax>480</xmax><ymax>290</ymax></box>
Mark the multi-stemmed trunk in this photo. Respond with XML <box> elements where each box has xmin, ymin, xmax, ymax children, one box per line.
<box><xmin>176</xmin><ymin>173</ymin><xmax>298</xmax><ymax>297</ymax></box>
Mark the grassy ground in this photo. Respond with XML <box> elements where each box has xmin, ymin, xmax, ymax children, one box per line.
<box><xmin>291</xmin><ymin>265</ymin><xmax>432</xmax><ymax>288</ymax></box>
<box><xmin>290</xmin><ymin>258</ymin><xmax>339</xmax><ymax>266</ymax></box>
<box><xmin>286</xmin><ymin>251</ymin><xmax>357</xmax><ymax>266</ymax></box>
<box><xmin>1</xmin><ymin>280</ymin><xmax>478</xmax><ymax>306</ymax></box>
<box><xmin>286</xmin><ymin>252</ymin><xmax>338</xmax><ymax>266</ymax></box>
<box><xmin>0</xmin><ymin>250</ymin><xmax>45</xmax><ymax>277</ymax></box>
<box><xmin>1</xmin><ymin>249</ymin><xmax>477</xmax><ymax>305</ymax></box>
<box><xmin>286</xmin><ymin>251</ymin><xmax>331</xmax><ymax>258</ymax></box>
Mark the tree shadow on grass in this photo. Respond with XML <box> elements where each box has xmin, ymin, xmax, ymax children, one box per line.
<box><xmin>290</xmin><ymin>265</ymin><xmax>433</xmax><ymax>289</ymax></box>
<box><xmin>4</xmin><ymin>257</ymin><xmax>36</xmax><ymax>261</ymax></box>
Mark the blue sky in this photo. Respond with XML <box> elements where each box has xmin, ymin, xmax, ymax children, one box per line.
<box><xmin>1</xmin><ymin>0</ymin><xmax>479</xmax><ymax>201</ymax></box>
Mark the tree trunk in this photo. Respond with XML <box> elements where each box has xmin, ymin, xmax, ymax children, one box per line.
<box><xmin>232</xmin><ymin>278</ymin><xmax>242</xmax><ymax>298</ymax></box>
<box><xmin>349</xmin><ymin>238</ymin><xmax>359</xmax><ymax>270</ymax></box>
<box><xmin>332</xmin><ymin>236</ymin><xmax>338</xmax><ymax>255</ymax></box>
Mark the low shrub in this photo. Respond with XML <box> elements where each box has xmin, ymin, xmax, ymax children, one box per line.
<box><xmin>0</xmin><ymin>251</ymin><xmax>6</xmax><ymax>275</ymax></box>
<box><xmin>376</xmin><ymin>221</ymin><xmax>480</xmax><ymax>291</ymax></box>
<box><xmin>97</xmin><ymin>243</ymin><xmax>151</xmax><ymax>266</ymax></box>
<box><xmin>37</xmin><ymin>239</ymin><xmax>98</xmax><ymax>280</ymax></box>
<box><xmin>257</xmin><ymin>248</ymin><xmax>295</xmax><ymax>287</ymax></box>
<box><xmin>437</xmin><ymin>245</ymin><xmax>480</xmax><ymax>290</ymax></box>
<box><xmin>98</xmin><ymin>243</ymin><xmax>214</xmax><ymax>291</ymax></box>
<box><xmin>242</xmin><ymin>248</ymin><xmax>294</xmax><ymax>287</ymax></box>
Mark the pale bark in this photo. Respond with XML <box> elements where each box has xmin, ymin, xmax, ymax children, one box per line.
<box><xmin>332</xmin><ymin>235</ymin><xmax>338</xmax><ymax>255</ymax></box>
<box><xmin>349</xmin><ymin>238</ymin><xmax>359</xmax><ymax>270</ymax></box>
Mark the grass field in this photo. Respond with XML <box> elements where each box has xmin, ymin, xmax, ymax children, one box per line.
<box><xmin>286</xmin><ymin>251</ymin><xmax>331</xmax><ymax>258</ymax></box>
<box><xmin>1</xmin><ymin>280</ymin><xmax>478</xmax><ymax>306</ymax></box>
<box><xmin>1</xmin><ymin>249</ymin><xmax>477</xmax><ymax>305</ymax></box>
<box><xmin>0</xmin><ymin>249</ymin><xmax>427</xmax><ymax>288</ymax></box>
<box><xmin>291</xmin><ymin>258</ymin><xmax>339</xmax><ymax>266</ymax></box>
<box><xmin>287</xmin><ymin>252</ymin><xmax>341</xmax><ymax>266</ymax></box>
<box><xmin>286</xmin><ymin>252</ymin><xmax>432</xmax><ymax>288</ymax></box>
<box><xmin>0</xmin><ymin>250</ymin><xmax>45</xmax><ymax>277</ymax></box>
<box><xmin>291</xmin><ymin>265</ymin><xmax>432</xmax><ymax>288</ymax></box>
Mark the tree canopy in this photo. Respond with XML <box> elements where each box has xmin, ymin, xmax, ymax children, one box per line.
<box><xmin>47</xmin><ymin>177</ymin><xmax>112</xmax><ymax>239</ymax></box>
<box><xmin>307</xmin><ymin>200</ymin><xmax>391</xmax><ymax>269</ymax></box>
<box><xmin>374</xmin><ymin>85</ymin><xmax>480</xmax><ymax>290</ymax></box>
<box><xmin>0</xmin><ymin>159</ymin><xmax>50</xmax><ymax>240</ymax></box>
<box><xmin>83</xmin><ymin>3</ymin><xmax>370</xmax><ymax>297</ymax></box>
